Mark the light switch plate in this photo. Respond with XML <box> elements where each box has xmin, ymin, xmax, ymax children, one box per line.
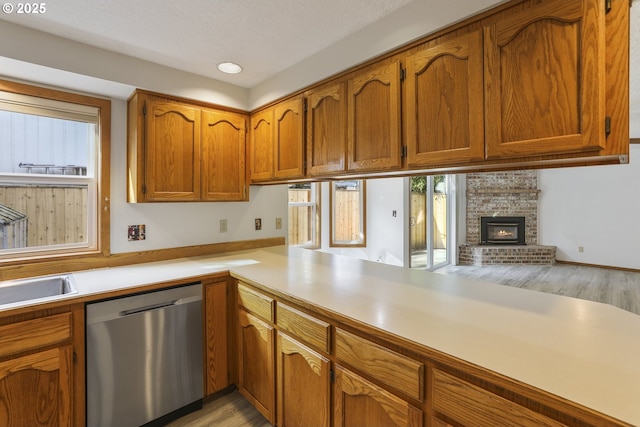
<box><xmin>220</xmin><ymin>219</ymin><xmax>227</xmax><ymax>233</ymax></box>
<box><xmin>275</xmin><ymin>217</ymin><xmax>282</xmax><ymax>230</ymax></box>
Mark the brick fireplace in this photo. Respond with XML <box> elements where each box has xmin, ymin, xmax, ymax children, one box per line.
<box><xmin>458</xmin><ymin>171</ymin><xmax>556</xmax><ymax>265</ymax></box>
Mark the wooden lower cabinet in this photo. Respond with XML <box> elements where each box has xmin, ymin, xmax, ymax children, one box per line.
<box><xmin>0</xmin><ymin>310</ymin><xmax>81</xmax><ymax>427</ymax></box>
<box><xmin>237</xmin><ymin>308</ymin><xmax>276</xmax><ymax>424</ymax></box>
<box><xmin>0</xmin><ymin>347</ymin><xmax>73</xmax><ymax>427</ymax></box>
<box><xmin>204</xmin><ymin>278</ymin><xmax>230</xmax><ymax>396</ymax></box>
<box><xmin>432</xmin><ymin>369</ymin><xmax>567</xmax><ymax>427</ymax></box>
<box><xmin>334</xmin><ymin>365</ymin><xmax>423</xmax><ymax>427</ymax></box>
<box><xmin>277</xmin><ymin>332</ymin><xmax>330</xmax><ymax>427</ymax></box>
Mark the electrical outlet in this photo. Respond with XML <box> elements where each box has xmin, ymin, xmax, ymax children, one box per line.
<box><xmin>275</xmin><ymin>217</ymin><xmax>282</xmax><ymax>230</ymax></box>
<box><xmin>220</xmin><ymin>219</ymin><xmax>227</xmax><ymax>233</ymax></box>
<box><xmin>255</xmin><ymin>218</ymin><xmax>262</xmax><ymax>230</ymax></box>
<box><xmin>578</xmin><ymin>246</ymin><xmax>584</xmax><ymax>253</ymax></box>
<box><xmin>128</xmin><ymin>224</ymin><xmax>146</xmax><ymax>241</ymax></box>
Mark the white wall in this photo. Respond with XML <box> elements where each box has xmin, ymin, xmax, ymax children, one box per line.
<box><xmin>317</xmin><ymin>178</ymin><xmax>406</xmax><ymax>266</ymax></box>
<box><xmin>538</xmin><ymin>144</ymin><xmax>640</xmax><ymax>269</ymax></box>
<box><xmin>109</xmin><ymin>98</ymin><xmax>287</xmax><ymax>254</ymax></box>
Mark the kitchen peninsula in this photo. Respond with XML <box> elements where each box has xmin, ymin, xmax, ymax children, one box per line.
<box><xmin>1</xmin><ymin>246</ymin><xmax>638</xmax><ymax>426</ymax></box>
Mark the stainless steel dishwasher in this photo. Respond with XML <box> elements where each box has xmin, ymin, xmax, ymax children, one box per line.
<box><xmin>86</xmin><ymin>283</ymin><xmax>203</xmax><ymax>427</ymax></box>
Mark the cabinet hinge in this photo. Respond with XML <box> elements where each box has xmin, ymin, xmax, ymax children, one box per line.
<box><xmin>142</xmin><ymin>184</ymin><xmax>147</xmax><ymax>194</ymax></box>
<box><xmin>605</xmin><ymin>0</ymin><xmax>612</xmax><ymax>14</ymax></box>
<box><xmin>142</xmin><ymin>100</ymin><xmax>147</xmax><ymax>116</ymax></box>
<box><xmin>303</xmin><ymin>98</ymin><xmax>308</xmax><ymax>113</ymax></box>
<box><xmin>330</xmin><ymin>370</ymin><xmax>335</xmax><ymax>383</ymax></box>
<box><xmin>605</xmin><ymin>116</ymin><xmax>611</xmax><ymax>136</ymax></box>
<box><xmin>401</xmin><ymin>146</ymin><xmax>408</xmax><ymax>158</ymax></box>
<box><xmin>73</xmin><ymin>351</ymin><xmax>77</xmax><ymax>364</ymax></box>
<box><xmin>400</xmin><ymin>68</ymin><xmax>406</xmax><ymax>82</ymax></box>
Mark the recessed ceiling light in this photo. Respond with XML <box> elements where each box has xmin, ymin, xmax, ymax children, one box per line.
<box><xmin>217</xmin><ymin>62</ymin><xmax>243</xmax><ymax>74</ymax></box>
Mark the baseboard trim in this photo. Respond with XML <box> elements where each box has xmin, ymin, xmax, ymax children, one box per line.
<box><xmin>556</xmin><ymin>259</ymin><xmax>640</xmax><ymax>274</ymax></box>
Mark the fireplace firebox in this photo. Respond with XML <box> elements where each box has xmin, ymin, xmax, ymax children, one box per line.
<box><xmin>480</xmin><ymin>216</ymin><xmax>525</xmax><ymax>245</ymax></box>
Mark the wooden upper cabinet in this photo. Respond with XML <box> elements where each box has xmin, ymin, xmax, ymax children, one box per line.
<box><xmin>128</xmin><ymin>90</ymin><xmax>249</xmax><ymax>202</ymax></box>
<box><xmin>249</xmin><ymin>108</ymin><xmax>275</xmax><ymax>182</ymax></box>
<box><xmin>201</xmin><ymin>109</ymin><xmax>248</xmax><ymax>201</ymax></box>
<box><xmin>347</xmin><ymin>60</ymin><xmax>402</xmax><ymax>172</ymax></box>
<box><xmin>274</xmin><ymin>96</ymin><xmax>305</xmax><ymax>179</ymax></box>
<box><xmin>405</xmin><ymin>30</ymin><xmax>485</xmax><ymax>167</ymax></box>
<box><xmin>484</xmin><ymin>0</ymin><xmax>606</xmax><ymax>159</ymax></box>
<box><xmin>306</xmin><ymin>81</ymin><xmax>348</xmax><ymax>176</ymax></box>
<box><xmin>145</xmin><ymin>99</ymin><xmax>201</xmax><ymax>201</ymax></box>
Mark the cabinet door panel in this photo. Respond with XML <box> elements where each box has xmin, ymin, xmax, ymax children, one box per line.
<box><xmin>274</xmin><ymin>97</ymin><xmax>305</xmax><ymax>179</ymax></box>
<box><xmin>250</xmin><ymin>109</ymin><xmax>275</xmax><ymax>182</ymax></box>
<box><xmin>237</xmin><ymin>309</ymin><xmax>275</xmax><ymax>424</ymax></box>
<box><xmin>306</xmin><ymin>82</ymin><xmax>348</xmax><ymax>176</ymax></box>
<box><xmin>484</xmin><ymin>0</ymin><xmax>605</xmax><ymax>159</ymax></box>
<box><xmin>0</xmin><ymin>347</ymin><xmax>72</xmax><ymax>427</ymax></box>
<box><xmin>406</xmin><ymin>30</ymin><xmax>485</xmax><ymax>167</ymax></box>
<box><xmin>204</xmin><ymin>280</ymin><xmax>229</xmax><ymax>395</ymax></box>
<box><xmin>348</xmin><ymin>61</ymin><xmax>402</xmax><ymax>171</ymax></box>
<box><xmin>334</xmin><ymin>366</ymin><xmax>422</xmax><ymax>427</ymax></box>
<box><xmin>145</xmin><ymin>101</ymin><xmax>201</xmax><ymax>201</ymax></box>
<box><xmin>201</xmin><ymin>110</ymin><xmax>247</xmax><ymax>201</ymax></box>
<box><xmin>277</xmin><ymin>333</ymin><xmax>330</xmax><ymax>427</ymax></box>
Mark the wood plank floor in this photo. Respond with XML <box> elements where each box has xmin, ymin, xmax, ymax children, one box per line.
<box><xmin>169</xmin><ymin>262</ymin><xmax>640</xmax><ymax>426</ymax></box>
<box><xmin>166</xmin><ymin>390</ymin><xmax>271</xmax><ymax>427</ymax></box>
<box><xmin>434</xmin><ymin>262</ymin><xmax>640</xmax><ymax>315</ymax></box>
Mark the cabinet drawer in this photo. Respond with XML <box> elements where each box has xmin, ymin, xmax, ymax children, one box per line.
<box><xmin>238</xmin><ymin>283</ymin><xmax>274</xmax><ymax>323</ymax></box>
<box><xmin>276</xmin><ymin>303</ymin><xmax>330</xmax><ymax>353</ymax></box>
<box><xmin>432</xmin><ymin>369</ymin><xmax>566</xmax><ymax>427</ymax></box>
<box><xmin>0</xmin><ymin>312</ymin><xmax>72</xmax><ymax>358</ymax></box>
<box><xmin>335</xmin><ymin>328</ymin><xmax>424</xmax><ymax>401</ymax></box>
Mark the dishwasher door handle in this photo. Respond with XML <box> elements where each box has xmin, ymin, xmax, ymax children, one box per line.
<box><xmin>119</xmin><ymin>300</ymin><xmax>177</xmax><ymax>317</ymax></box>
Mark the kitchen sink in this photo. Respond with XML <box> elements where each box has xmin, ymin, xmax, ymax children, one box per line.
<box><xmin>0</xmin><ymin>274</ymin><xmax>78</xmax><ymax>306</ymax></box>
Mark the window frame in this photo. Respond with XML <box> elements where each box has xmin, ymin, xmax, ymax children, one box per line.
<box><xmin>330</xmin><ymin>180</ymin><xmax>366</xmax><ymax>248</ymax></box>
<box><xmin>287</xmin><ymin>183</ymin><xmax>321</xmax><ymax>248</ymax></box>
<box><xmin>0</xmin><ymin>78</ymin><xmax>111</xmax><ymax>267</ymax></box>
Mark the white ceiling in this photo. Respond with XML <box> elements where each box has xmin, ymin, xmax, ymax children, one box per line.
<box><xmin>0</xmin><ymin>0</ymin><xmax>638</xmax><ymax>135</ymax></box>
<box><xmin>0</xmin><ymin>0</ymin><xmax>418</xmax><ymax>88</ymax></box>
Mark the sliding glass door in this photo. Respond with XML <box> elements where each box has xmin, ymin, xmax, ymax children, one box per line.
<box><xmin>410</xmin><ymin>175</ymin><xmax>451</xmax><ymax>269</ymax></box>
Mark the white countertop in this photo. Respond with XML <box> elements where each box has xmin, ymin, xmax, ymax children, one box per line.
<box><xmin>2</xmin><ymin>245</ymin><xmax>639</xmax><ymax>425</ymax></box>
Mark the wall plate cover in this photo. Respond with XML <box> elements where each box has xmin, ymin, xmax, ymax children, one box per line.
<box><xmin>128</xmin><ymin>224</ymin><xmax>146</xmax><ymax>241</ymax></box>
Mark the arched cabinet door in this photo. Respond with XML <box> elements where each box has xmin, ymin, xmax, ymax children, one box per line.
<box><xmin>405</xmin><ymin>30</ymin><xmax>485</xmax><ymax>168</ymax></box>
<box><xmin>274</xmin><ymin>96</ymin><xmax>305</xmax><ymax>179</ymax></box>
<box><xmin>201</xmin><ymin>110</ymin><xmax>247</xmax><ymax>201</ymax></box>
<box><xmin>145</xmin><ymin>100</ymin><xmax>201</xmax><ymax>201</ymax></box>
<box><xmin>484</xmin><ymin>0</ymin><xmax>606</xmax><ymax>159</ymax></box>
<box><xmin>277</xmin><ymin>332</ymin><xmax>330</xmax><ymax>427</ymax></box>
<box><xmin>249</xmin><ymin>108</ymin><xmax>275</xmax><ymax>182</ymax></box>
<box><xmin>347</xmin><ymin>60</ymin><xmax>402</xmax><ymax>172</ymax></box>
<box><xmin>333</xmin><ymin>365</ymin><xmax>423</xmax><ymax>427</ymax></box>
<box><xmin>237</xmin><ymin>309</ymin><xmax>276</xmax><ymax>425</ymax></box>
<box><xmin>305</xmin><ymin>82</ymin><xmax>348</xmax><ymax>177</ymax></box>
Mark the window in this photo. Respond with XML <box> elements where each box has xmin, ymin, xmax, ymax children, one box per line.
<box><xmin>330</xmin><ymin>180</ymin><xmax>365</xmax><ymax>247</ymax></box>
<box><xmin>288</xmin><ymin>183</ymin><xmax>320</xmax><ymax>247</ymax></box>
<box><xmin>0</xmin><ymin>79</ymin><xmax>110</xmax><ymax>262</ymax></box>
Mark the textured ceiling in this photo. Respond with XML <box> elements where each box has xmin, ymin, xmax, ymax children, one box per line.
<box><xmin>0</xmin><ymin>0</ymin><xmax>416</xmax><ymax>88</ymax></box>
<box><xmin>0</xmin><ymin>0</ymin><xmax>637</xmax><ymax>135</ymax></box>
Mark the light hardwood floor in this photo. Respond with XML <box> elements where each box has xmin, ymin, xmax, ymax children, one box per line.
<box><xmin>434</xmin><ymin>262</ymin><xmax>640</xmax><ymax>315</ymax></box>
<box><xmin>169</xmin><ymin>262</ymin><xmax>640</xmax><ymax>426</ymax></box>
<box><xmin>166</xmin><ymin>390</ymin><xmax>271</xmax><ymax>427</ymax></box>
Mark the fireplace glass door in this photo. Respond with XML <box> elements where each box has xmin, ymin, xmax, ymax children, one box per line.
<box><xmin>481</xmin><ymin>216</ymin><xmax>525</xmax><ymax>245</ymax></box>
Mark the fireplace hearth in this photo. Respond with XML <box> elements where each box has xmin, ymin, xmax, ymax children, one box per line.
<box><xmin>481</xmin><ymin>216</ymin><xmax>525</xmax><ymax>245</ymax></box>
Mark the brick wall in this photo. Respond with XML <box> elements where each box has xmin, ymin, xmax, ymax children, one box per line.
<box><xmin>465</xmin><ymin>170</ymin><xmax>539</xmax><ymax>245</ymax></box>
<box><xmin>460</xmin><ymin>171</ymin><xmax>555</xmax><ymax>265</ymax></box>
